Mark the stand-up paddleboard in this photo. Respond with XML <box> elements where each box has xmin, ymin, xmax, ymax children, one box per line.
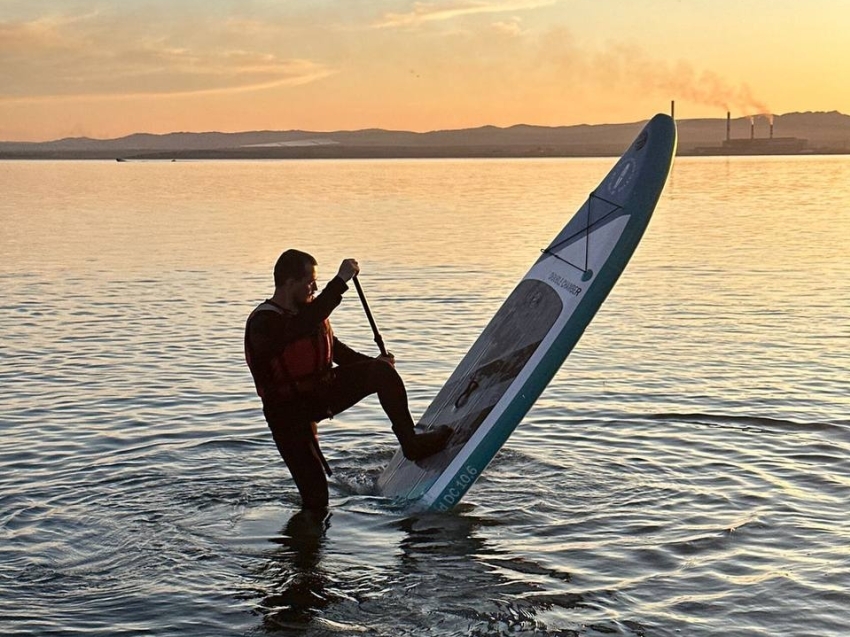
<box><xmin>378</xmin><ymin>113</ymin><xmax>677</xmax><ymax>511</ymax></box>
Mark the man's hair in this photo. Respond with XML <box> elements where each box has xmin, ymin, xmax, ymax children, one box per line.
<box><xmin>273</xmin><ymin>249</ymin><xmax>317</xmax><ymax>288</ymax></box>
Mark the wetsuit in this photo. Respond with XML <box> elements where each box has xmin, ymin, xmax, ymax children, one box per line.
<box><xmin>245</xmin><ymin>276</ymin><xmax>415</xmax><ymax>509</ymax></box>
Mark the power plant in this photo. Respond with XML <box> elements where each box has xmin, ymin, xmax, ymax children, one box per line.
<box><xmin>720</xmin><ymin>111</ymin><xmax>807</xmax><ymax>154</ymax></box>
<box><xmin>672</xmin><ymin>100</ymin><xmax>809</xmax><ymax>155</ymax></box>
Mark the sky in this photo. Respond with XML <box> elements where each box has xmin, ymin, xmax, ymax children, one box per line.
<box><xmin>1</xmin><ymin>0</ymin><xmax>848</xmax><ymax>141</ymax></box>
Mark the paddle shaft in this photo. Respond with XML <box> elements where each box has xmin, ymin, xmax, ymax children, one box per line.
<box><xmin>352</xmin><ymin>276</ymin><xmax>388</xmax><ymax>357</ymax></box>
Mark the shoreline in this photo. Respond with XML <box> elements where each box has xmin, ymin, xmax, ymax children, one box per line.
<box><xmin>2</xmin><ymin>145</ymin><xmax>849</xmax><ymax>160</ymax></box>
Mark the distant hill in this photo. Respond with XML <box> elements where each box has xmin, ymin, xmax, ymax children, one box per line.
<box><xmin>2</xmin><ymin>111</ymin><xmax>848</xmax><ymax>159</ymax></box>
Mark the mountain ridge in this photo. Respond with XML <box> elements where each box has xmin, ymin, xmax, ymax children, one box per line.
<box><xmin>2</xmin><ymin>111</ymin><xmax>848</xmax><ymax>158</ymax></box>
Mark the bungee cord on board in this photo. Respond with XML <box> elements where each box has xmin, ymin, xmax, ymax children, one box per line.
<box><xmin>540</xmin><ymin>190</ymin><xmax>624</xmax><ymax>278</ymax></box>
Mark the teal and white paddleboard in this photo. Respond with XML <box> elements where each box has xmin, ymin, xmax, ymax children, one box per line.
<box><xmin>377</xmin><ymin>113</ymin><xmax>677</xmax><ymax>511</ymax></box>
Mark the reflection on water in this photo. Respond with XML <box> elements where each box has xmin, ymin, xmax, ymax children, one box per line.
<box><xmin>248</xmin><ymin>506</ymin><xmax>588</xmax><ymax>636</ymax></box>
<box><xmin>393</xmin><ymin>512</ymin><xmax>585</xmax><ymax>636</ymax></box>
<box><xmin>254</xmin><ymin>510</ymin><xmax>332</xmax><ymax>632</ymax></box>
<box><xmin>1</xmin><ymin>156</ymin><xmax>849</xmax><ymax>636</ymax></box>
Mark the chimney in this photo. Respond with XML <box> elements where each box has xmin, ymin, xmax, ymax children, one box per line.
<box><xmin>750</xmin><ymin>119</ymin><xmax>755</xmax><ymax>140</ymax></box>
<box><xmin>726</xmin><ymin>112</ymin><xmax>731</xmax><ymax>141</ymax></box>
<box><xmin>770</xmin><ymin>120</ymin><xmax>774</xmax><ymax>139</ymax></box>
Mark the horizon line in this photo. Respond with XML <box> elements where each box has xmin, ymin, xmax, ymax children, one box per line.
<box><xmin>3</xmin><ymin>108</ymin><xmax>848</xmax><ymax>145</ymax></box>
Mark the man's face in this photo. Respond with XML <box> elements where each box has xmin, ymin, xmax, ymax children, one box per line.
<box><xmin>290</xmin><ymin>265</ymin><xmax>318</xmax><ymax>307</ymax></box>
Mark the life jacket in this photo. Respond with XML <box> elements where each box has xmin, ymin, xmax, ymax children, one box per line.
<box><xmin>245</xmin><ymin>302</ymin><xmax>334</xmax><ymax>402</ymax></box>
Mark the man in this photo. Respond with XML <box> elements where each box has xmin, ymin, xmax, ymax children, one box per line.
<box><xmin>245</xmin><ymin>249</ymin><xmax>452</xmax><ymax>509</ymax></box>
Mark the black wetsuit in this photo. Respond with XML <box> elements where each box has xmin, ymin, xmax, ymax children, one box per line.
<box><xmin>245</xmin><ymin>277</ymin><xmax>414</xmax><ymax>509</ymax></box>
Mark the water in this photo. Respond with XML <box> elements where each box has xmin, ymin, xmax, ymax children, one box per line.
<box><xmin>1</xmin><ymin>155</ymin><xmax>849</xmax><ymax>636</ymax></box>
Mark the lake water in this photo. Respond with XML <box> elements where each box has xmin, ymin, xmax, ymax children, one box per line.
<box><xmin>1</xmin><ymin>154</ymin><xmax>848</xmax><ymax>636</ymax></box>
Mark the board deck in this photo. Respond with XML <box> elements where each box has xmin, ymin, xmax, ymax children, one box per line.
<box><xmin>377</xmin><ymin>113</ymin><xmax>677</xmax><ymax>511</ymax></box>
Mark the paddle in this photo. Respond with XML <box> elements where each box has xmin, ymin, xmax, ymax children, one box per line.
<box><xmin>352</xmin><ymin>275</ymin><xmax>389</xmax><ymax>357</ymax></box>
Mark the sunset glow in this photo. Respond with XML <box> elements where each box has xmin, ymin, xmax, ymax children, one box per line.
<box><xmin>1</xmin><ymin>0</ymin><xmax>848</xmax><ymax>141</ymax></box>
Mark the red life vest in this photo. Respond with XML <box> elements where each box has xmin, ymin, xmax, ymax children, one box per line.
<box><xmin>245</xmin><ymin>302</ymin><xmax>334</xmax><ymax>401</ymax></box>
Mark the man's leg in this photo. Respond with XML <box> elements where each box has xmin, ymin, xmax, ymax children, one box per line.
<box><xmin>269</xmin><ymin>421</ymin><xmax>329</xmax><ymax>510</ymax></box>
<box><xmin>325</xmin><ymin>360</ymin><xmax>452</xmax><ymax>460</ymax></box>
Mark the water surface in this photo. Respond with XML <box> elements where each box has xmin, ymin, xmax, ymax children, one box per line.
<box><xmin>1</xmin><ymin>155</ymin><xmax>848</xmax><ymax>635</ymax></box>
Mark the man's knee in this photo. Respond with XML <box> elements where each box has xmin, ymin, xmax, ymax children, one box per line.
<box><xmin>369</xmin><ymin>357</ymin><xmax>401</xmax><ymax>388</ymax></box>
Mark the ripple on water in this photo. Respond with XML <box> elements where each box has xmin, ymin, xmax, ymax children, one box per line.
<box><xmin>3</xmin><ymin>157</ymin><xmax>850</xmax><ymax>635</ymax></box>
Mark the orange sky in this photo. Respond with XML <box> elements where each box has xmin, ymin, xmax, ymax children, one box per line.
<box><xmin>1</xmin><ymin>0</ymin><xmax>848</xmax><ymax>141</ymax></box>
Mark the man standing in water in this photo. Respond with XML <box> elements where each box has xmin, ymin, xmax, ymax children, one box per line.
<box><xmin>245</xmin><ymin>249</ymin><xmax>452</xmax><ymax>509</ymax></box>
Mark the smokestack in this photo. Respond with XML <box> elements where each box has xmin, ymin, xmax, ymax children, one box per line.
<box><xmin>726</xmin><ymin>112</ymin><xmax>731</xmax><ymax>142</ymax></box>
<box><xmin>750</xmin><ymin>118</ymin><xmax>755</xmax><ymax>140</ymax></box>
<box><xmin>770</xmin><ymin>120</ymin><xmax>774</xmax><ymax>139</ymax></box>
<box><xmin>671</xmin><ymin>100</ymin><xmax>675</xmax><ymax>120</ymax></box>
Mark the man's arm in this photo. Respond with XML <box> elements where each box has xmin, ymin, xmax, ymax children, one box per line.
<box><xmin>332</xmin><ymin>336</ymin><xmax>373</xmax><ymax>366</ymax></box>
<box><xmin>289</xmin><ymin>276</ymin><xmax>348</xmax><ymax>335</ymax></box>
<box><xmin>288</xmin><ymin>257</ymin><xmax>358</xmax><ymax>336</ymax></box>
<box><xmin>249</xmin><ymin>277</ymin><xmax>348</xmax><ymax>356</ymax></box>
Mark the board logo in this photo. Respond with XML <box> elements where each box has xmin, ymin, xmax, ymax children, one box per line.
<box><xmin>608</xmin><ymin>158</ymin><xmax>636</xmax><ymax>195</ymax></box>
<box><xmin>548</xmin><ymin>271</ymin><xmax>582</xmax><ymax>296</ymax></box>
<box><xmin>434</xmin><ymin>464</ymin><xmax>480</xmax><ymax>511</ymax></box>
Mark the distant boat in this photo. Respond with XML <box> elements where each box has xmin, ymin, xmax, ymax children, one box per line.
<box><xmin>116</xmin><ymin>157</ymin><xmax>128</xmax><ymax>162</ymax></box>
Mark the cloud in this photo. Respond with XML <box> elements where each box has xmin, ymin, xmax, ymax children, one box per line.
<box><xmin>0</xmin><ymin>13</ymin><xmax>337</xmax><ymax>102</ymax></box>
<box><xmin>490</xmin><ymin>17</ymin><xmax>526</xmax><ymax>37</ymax></box>
<box><xmin>1</xmin><ymin>53</ymin><xmax>337</xmax><ymax>103</ymax></box>
<box><xmin>0</xmin><ymin>12</ymin><xmax>97</xmax><ymax>54</ymax></box>
<box><xmin>373</xmin><ymin>0</ymin><xmax>556</xmax><ymax>29</ymax></box>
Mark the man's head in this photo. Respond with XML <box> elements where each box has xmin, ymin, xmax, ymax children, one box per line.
<box><xmin>274</xmin><ymin>249</ymin><xmax>317</xmax><ymax>287</ymax></box>
<box><xmin>273</xmin><ymin>249</ymin><xmax>318</xmax><ymax>308</ymax></box>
